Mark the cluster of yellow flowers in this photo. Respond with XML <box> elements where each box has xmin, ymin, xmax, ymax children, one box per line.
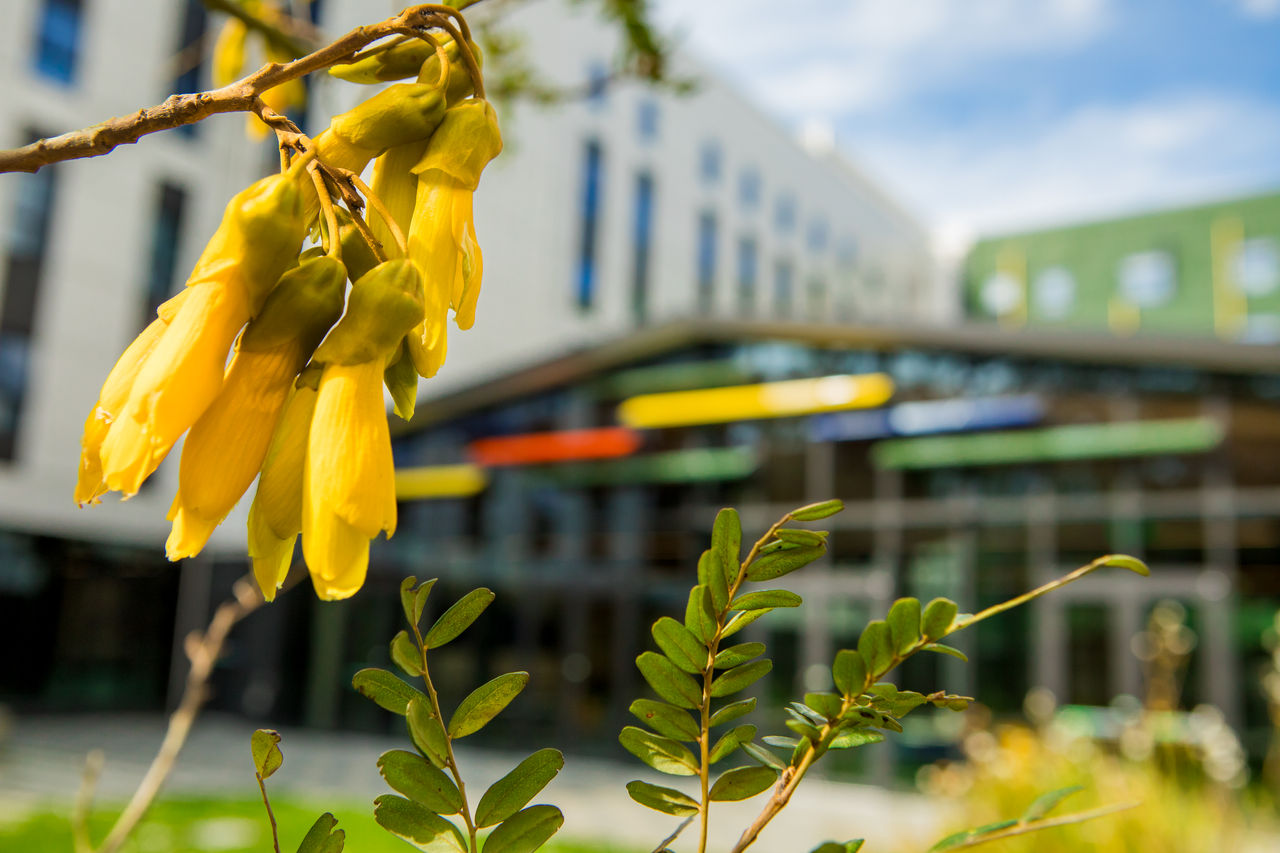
<box><xmin>75</xmin><ymin>29</ymin><xmax>501</xmax><ymax>602</ymax></box>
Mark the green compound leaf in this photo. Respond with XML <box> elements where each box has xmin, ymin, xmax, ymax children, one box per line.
<box><xmin>714</xmin><ymin>642</ymin><xmax>765</xmax><ymax>669</ymax></box>
<box><xmin>619</xmin><ymin>726</ymin><xmax>699</xmax><ymax>776</ymax></box>
<box><xmin>685</xmin><ymin>585</ymin><xmax>717</xmax><ymax>645</ymax></box>
<box><xmin>832</xmin><ymin>649</ymin><xmax>868</xmax><ymax>697</ymax></box>
<box><xmin>712</xmin><ymin>507</ymin><xmax>742</xmax><ymax>586</ymax></box>
<box><xmin>803</xmin><ymin>692</ymin><xmax>843</xmax><ymax>719</ymax></box>
<box><xmin>830</xmin><ymin>728</ymin><xmax>885</xmax><ymax>750</ymax></box>
<box><xmin>745</xmin><ymin>544</ymin><xmax>825</xmax><ymax>582</ymax></box>
<box><xmin>922</xmin><ymin>642</ymin><xmax>968</xmax><ymax>662</ymax></box>
<box><xmin>377</xmin><ymin>750</ymin><xmax>463</xmax><ymax>815</ymax></box>
<box><xmin>475</xmin><ymin>749</ymin><xmax>565</xmax><ymax>828</ymax></box>
<box><xmin>448</xmin><ymin>672</ymin><xmax>529</xmax><ymax>738</ymax></box>
<box><xmin>730</xmin><ymin>589</ymin><xmax>802</xmax><ymax>611</ymax></box>
<box><xmin>373</xmin><ymin>794</ymin><xmax>467</xmax><ymax>853</ymax></box>
<box><xmin>406</xmin><ymin>698</ymin><xmax>449</xmax><ymax>768</ymax></box>
<box><xmin>708</xmin><ymin>765</ymin><xmax>778</xmax><ymax>801</ymax></box>
<box><xmin>709</xmin><ymin>724</ymin><xmax>756</xmax><ymax>763</ymax></box>
<box><xmin>775</xmin><ymin>529</ymin><xmax>828</xmax><ymax>546</ymax></box>
<box><xmin>710</xmin><ymin>659</ymin><xmax>772</xmax><ymax>698</ymax></box>
<box><xmin>887</xmin><ymin>597</ymin><xmax>922</xmax><ymax>655</ymax></box>
<box><xmin>1022</xmin><ymin>785</ymin><xmax>1084</xmax><ymax>822</ymax></box>
<box><xmin>630</xmin><ymin>699</ymin><xmax>700</xmax><ymax>741</ymax></box>
<box><xmin>698</xmin><ymin>549</ymin><xmax>730</xmax><ymax>612</ymax></box>
<box><xmin>1103</xmin><ymin>554</ymin><xmax>1150</xmax><ymax>576</ymax></box>
<box><xmin>625</xmin><ymin>780</ymin><xmax>699</xmax><ymax>817</ymax></box>
<box><xmin>740</xmin><ymin>741</ymin><xmax>786</xmax><ymax>771</ymax></box>
<box><xmin>353</xmin><ymin>668</ymin><xmax>427</xmax><ymax>716</ymax></box>
<box><xmin>922</xmin><ymin>598</ymin><xmax>959</xmax><ymax>640</ymax></box>
<box><xmin>424</xmin><ymin>588</ymin><xmax>495</xmax><ymax>650</ymax></box>
<box><xmin>637</xmin><ymin>651</ymin><xmax>702</xmax><ymax>709</ymax></box>
<box><xmin>391</xmin><ymin>630</ymin><xmax>423</xmax><ymax>677</ymax></box>
<box><xmin>251</xmin><ymin>729</ymin><xmax>283</xmax><ymax>779</ymax></box>
<box><xmin>482</xmin><ymin>805</ymin><xmax>563</xmax><ymax>853</ymax></box>
<box><xmin>722</xmin><ymin>607</ymin><xmax>774</xmax><ymax>639</ymax></box>
<box><xmin>789</xmin><ymin>499</ymin><xmax>844</xmax><ymax>521</ymax></box>
<box><xmin>857</xmin><ymin>621</ymin><xmax>894</xmax><ymax>677</ymax></box>
<box><xmin>296</xmin><ymin>812</ymin><xmax>344</xmax><ymax>853</ymax></box>
<box><xmin>653</xmin><ymin>617</ymin><xmax>707</xmax><ymax>674</ymax></box>
<box><xmin>709</xmin><ymin>697</ymin><xmax>757</xmax><ymax>728</ymax></box>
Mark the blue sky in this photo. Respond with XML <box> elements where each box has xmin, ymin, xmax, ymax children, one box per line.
<box><xmin>652</xmin><ymin>0</ymin><xmax>1280</xmax><ymax>251</ymax></box>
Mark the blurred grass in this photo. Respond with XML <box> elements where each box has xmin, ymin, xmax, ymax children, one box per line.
<box><xmin>0</xmin><ymin>796</ymin><xmax>636</xmax><ymax>853</ymax></box>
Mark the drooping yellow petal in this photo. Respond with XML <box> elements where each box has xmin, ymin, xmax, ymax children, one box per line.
<box><xmin>300</xmin><ymin>507</ymin><xmax>370</xmax><ymax>601</ymax></box>
<box><xmin>99</xmin><ymin>281</ymin><xmax>251</xmax><ymax>496</ymax></box>
<box><xmin>406</xmin><ymin>180</ymin><xmax>462</xmax><ymax>376</ymax></box>
<box><xmin>248</xmin><ymin>500</ymin><xmax>296</xmax><ymax>603</ymax></box>
<box><xmin>454</xmin><ymin>194</ymin><xmax>484</xmax><ymax>331</ymax></box>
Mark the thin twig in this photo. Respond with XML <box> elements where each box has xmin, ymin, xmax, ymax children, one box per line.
<box><xmin>0</xmin><ymin>5</ymin><xmax>465</xmax><ymax>173</ymax></box>
<box><xmin>339</xmin><ymin>169</ymin><xmax>408</xmax><ymax>255</ymax></box>
<box><xmin>95</xmin><ymin>578</ymin><xmax>264</xmax><ymax>853</ymax></box>
<box><xmin>308</xmin><ymin>162</ymin><xmax>341</xmax><ymax>258</ymax></box>
<box><xmin>652</xmin><ymin>816</ymin><xmax>694</xmax><ymax>853</ymax></box>
<box><xmin>256</xmin><ymin>772</ymin><xmax>282</xmax><ymax>853</ymax></box>
<box><xmin>71</xmin><ymin>749</ymin><xmax>104</xmax><ymax>853</ymax></box>
<box><xmin>940</xmin><ymin>802</ymin><xmax>1142</xmax><ymax>850</ymax></box>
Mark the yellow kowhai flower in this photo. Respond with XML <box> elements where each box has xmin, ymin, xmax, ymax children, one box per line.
<box><xmin>91</xmin><ymin>175</ymin><xmax>306</xmax><ymax>498</ymax></box>
<box><xmin>75</xmin><ymin>288</ymin><xmax>189</xmax><ymax>506</ymax></box>
<box><xmin>166</xmin><ymin>255</ymin><xmax>345</xmax><ymax>560</ymax></box>
<box><xmin>247</xmin><ymin>369</ymin><xmax>318</xmax><ymax>601</ymax></box>
<box><xmin>405</xmin><ymin>99</ymin><xmax>502</xmax><ymax>378</ymax></box>
<box><xmin>302</xmin><ymin>259</ymin><xmax>425</xmax><ymax>600</ymax></box>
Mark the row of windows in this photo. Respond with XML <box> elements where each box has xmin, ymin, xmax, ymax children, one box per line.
<box><xmin>979</xmin><ymin>237</ymin><xmax>1280</xmax><ymax>320</ymax></box>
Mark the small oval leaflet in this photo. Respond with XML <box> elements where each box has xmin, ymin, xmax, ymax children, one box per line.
<box><xmin>1102</xmin><ymin>554</ymin><xmax>1150</xmax><ymax>576</ymax></box>
<box><xmin>400</xmin><ymin>576</ymin><xmax>437</xmax><ymax>629</ymax></box>
<box><xmin>697</xmin><ymin>548</ymin><xmax>730</xmax><ymax>612</ymax></box>
<box><xmin>296</xmin><ymin>812</ymin><xmax>344</xmax><ymax>853</ymax></box>
<box><xmin>722</xmin><ymin>607</ymin><xmax>774</xmax><ymax>639</ymax></box>
<box><xmin>789</xmin><ymin>499</ymin><xmax>843</xmax><ymax>521</ymax></box>
<box><xmin>406</xmin><ymin>697</ymin><xmax>449</xmax><ymax>767</ymax></box>
<box><xmin>373</xmin><ymin>794</ymin><xmax>467</xmax><ymax>853</ymax></box>
<box><xmin>745</xmin><ymin>544</ymin><xmax>825</xmax><ymax>582</ymax></box>
<box><xmin>832</xmin><ymin>649</ymin><xmax>866</xmax><ymax>696</ymax></box>
<box><xmin>710</xmin><ymin>659</ymin><xmax>772</xmax><ymax>698</ymax></box>
<box><xmin>730</xmin><ymin>589</ymin><xmax>802</xmax><ymax>611</ymax></box>
<box><xmin>618</xmin><ymin>726</ymin><xmax>699</xmax><ymax>776</ymax></box>
<box><xmin>250</xmin><ymin>729</ymin><xmax>283</xmax><ymax>779</ymax></box>
<box><xmin>630</xmin><ymin>698</ymin><xmax>700</xmax><ymax>741</ymax></box>
<box><xmin>887</xmin><ymin>597</ymin><xmax>922</xmax><ymax>655</ymax></box>
<box><xmin>709</xmin><ymin>697</ymin><xmax>757</xmax><ymax>729</ymax></box>
<box><xmin>481</xmin><ymin>804</ymin><xmax>563</xmax><ymax>853</ymax></box>
<box><xmin>652</xmin><ymin>616</ymin><xmax>706</xmax><ymax>674</ymax></box>
<box><xmin>684</xmin><ymin>584</ymin><xmax>717</xmax><ymax>645</ymax></box>
<box><xmin>448</xmin><ymin>672</ymin><xmax>529</xmax><ymax>738</ymax></box>
<box><xmin>391</xmin><ymin>629</ymin><xmax>423</xmax><ymax>677</ymax></box>
<box><xmin>424</xmin><ymin>588</ymin><xmax>495</xmax><ymax>649</ymax></box>
<box><xmin>709</xmin><ymin>724</ymin><xmax>756</xmax><ymax>763</ymax></box>
<box><xmin>712</xmin><ymin>507</ymin><xmax>742</xmax><ymax>586</ymax></box>
<box><xmin>714</xmin><ymin>642</ymin><xmax>765</xmax><ymax>669</ymax></box>
<box><xmin>353</xmin><ymin>668</ymin><xmax>427</xmax><ymax>716</ymax></box>
<box><xmin>921</xmin><ymin>598</ymin><xmax>959</xmax><ymax>640</ymax></box>
<box><xmin>857</xmin><ymin>621</ymin><xmax>893</xmax><ymax>677</ymax></box>
<box><xmin>377</xmin><ymin>749</ymin><xmax>463</xmax><ymax>815</ymax></box>
<box><xmin>740</xmin><ymin>740</ymin><xmax>786</xmax><ymax>771</ymax></box>
<box><xmin>708</xmin><ymin>765</ymin><xmax>778</xmax><ymax>801</ymax></box>
<box><xmin>625</xmin><ymin>780</ymin><xmax>699</xmax><ymax>817</ymax></box>
<box><xmin>636</xmin><ymin>651</ymin><xmax>702</xmax><ymax>709</ymax></box>
<box><xmin>474</xmin><ymin>748</ymin><xmax>564</xmax><ymax>828</ymax></box>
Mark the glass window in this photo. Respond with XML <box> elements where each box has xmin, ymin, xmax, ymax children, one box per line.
<box><xmin>33</xmin><ymin>0</ymin><xmax>83</xmax><ymax>84</ymax></box>
<box><xmin>1033</xmin><ymin>266</ymin><xmax>1076</xmax><ymax>319</ymax></box>
<box><xmin>806</xmin><ymin>276</ymin><xmax>826</xmax><ymax>319</ymax></box>
<box><xmin>632</xmin><ymin>171</ymin><xmax>654</xmax><ymax>324</ymax></box>
<box><xmin>576</xmin><ymin>140</ymin><xmax>603</xmax><ymax>311</ymax></box>
<box><xmin>774</xmin><ymin>194</ymin><xmax>796</xmax><ymax>233</ymax></box>
<box><xmin>1</xmin><ymin>131</ymin><xmax>59</xmax><ymax>461</ymax></box>
<box><xmin>586</xmin><ymin>61</ymin><xmax>609</xmax><ymax>107</ymax></box>
<box><xmin>738</xmin><ymin>168</ymin><xmax>760</xmax><ymax>209</ymax></box>
<box><xmin>697</xmin><ymin>211</ymin><xmax>717</xmax><ymax>313</ymax></box>
<box><xmin>774</xmin><ymin>258</ymin><xmax>794</xmax><ymax>317</ymax></box>
<box><xmin>699</xmin><ymin>141</ymin><xmax>721</xmax><ymax>184</ymax></box>
<box><xmin>1117</xmin><ymin>250</ymin><xmax>1176</xmax><ymax>307</ymax></box>
<box><xmin>806</xmin><ymin>217</ymin><xmax>828</xmax><ymax>252</ymax></box>
<box><xmin>172</xmin><ymin>0</ymin><xmax>207</xmax><ymax>95</ymax></box>
<box><xmin>737</xmin><ymin>236</ymin><xmax>758</xmax><ymax>315</ymax></box>
<box><xmin>144</xmin><ymin>183</ymin><xmax>188</xmax><ymax>325</ymax></box>
<box><xmin>637</xmin><ymin>99</ymin><xmax>659</xmax><ymax>142</ymax></box>
<box><xmin>1235</xmin><ymin>237</ymin><xmax>1279</xmax><ymax>296</ymax></box>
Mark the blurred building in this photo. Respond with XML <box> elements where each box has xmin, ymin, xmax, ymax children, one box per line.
<box><xmin>964</xmin><ymin>190</ymin><xmax>1280</xmax><ymax>342</ymax></box>
<box><xmin>0</xmin><ymin>1</ymin><xmax>933</xmax><ymax>715</ymax></box>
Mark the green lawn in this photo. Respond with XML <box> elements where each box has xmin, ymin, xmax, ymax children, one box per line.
<box><xmin>0</xmin><ymin>796</ymin><xmax>635</xmax><ymax>853</ymax></box>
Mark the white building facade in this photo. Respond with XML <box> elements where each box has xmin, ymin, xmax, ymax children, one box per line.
<box><xmin>0</xmin><ymin>0</ymin><xmax>934</xmax><ymax>554</ymax></box>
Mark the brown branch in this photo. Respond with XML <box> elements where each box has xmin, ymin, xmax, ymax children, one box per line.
<box><xmin>93</xmin><ymin>577</ymin><xmax>264</xmax><ymax>853</ymax></box>
<box><xmin>0</xmin><ymin>5</ymin><xmax>462</xmax><ymax>174</ymax></box>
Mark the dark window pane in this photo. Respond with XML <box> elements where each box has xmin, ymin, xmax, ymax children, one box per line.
<box><xmin>737</xmin><ymin>236</ymin><xmax>757</xmax><ymax>315</ymax></box>
<box><xmin>144</xmin><ymin>183</ymin><xmax>188</xmax><ymax>325</ymax></box>
<box><xmin>697</xmin><ymin>211</ymin><xmax>717</xmax><ymax>313</ymax></box>
<box><xmin>774</xmin><ymin>257</ymin><xmax>793</xmax><ymax>317</ymax></box>
<box><xmin>632</xmin><ymin>172</ymin><xmax>654</xmax><ymax>324</ymax></box>
<box><xmin>576</xmin><ymin>140</ymin><xmax>603</xmax><ymax>310</ymax></box>
<box><xmin>33</xmin><ymin>0</ymin><xmax>83</xmax><ymax>84</ymax></box>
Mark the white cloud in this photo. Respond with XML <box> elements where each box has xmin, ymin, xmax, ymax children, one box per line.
<box><xmin>654</xmin><ymin>0</ymin><xmax>1113</xmax><ymax>116</ymax></box>
<box><xmin>849</xmin><ymin>93</ymin><xmax>1280</xmax><ymax>238</ymax></box>
<box><xmin>1234</xmin><ymin>0</ymin><xmax>1280</xmax><ymax>19</ymax></box>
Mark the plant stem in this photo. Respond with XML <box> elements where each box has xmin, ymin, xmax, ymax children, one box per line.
<box><xmin>414</xmin><ymin>627</ymin><xmax>480</xmax><ymax>852</ymax></box>
<box><xmin>944</xmin><ymin>554</ymin><xmax>1120</xmax><ymax>637</ymax></box>
<box><xmin>255</xmin><ymin>773</ymin><xmax>282</xmax><ymax>853</ymax></box>
<box><xmin>943</xmin><ymin>802</ymin><xmax>1141</xmax><ymax>850</ymax></box>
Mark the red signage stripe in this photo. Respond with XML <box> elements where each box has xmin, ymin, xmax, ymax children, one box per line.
<box><xmin>467</xmin><ymin>427</ymin><xmax>643</xmax><ymax>466</ymax></box>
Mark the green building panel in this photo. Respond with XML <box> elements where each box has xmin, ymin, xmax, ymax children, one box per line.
<box><xmin>963</xmin><ymin>190</ymin><xmax>1280</xmax><ymax>340</ymax></box>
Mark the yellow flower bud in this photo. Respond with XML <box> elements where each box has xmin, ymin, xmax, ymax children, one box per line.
<box><xmin>383</xmin><ymin>341</ymin><xmax>418</xmax><ymax>420</ymax></box>
<box><xmin>330</xmin><ymin>34</ymin><xmax>482</xmax><ymax>105</ymax></box>
<box><xmin>330</xmin><ymin>83</ymin><xmax>447</xmax><ymax>159</ymax></box>
<box><xmin>248</xmin><ymin>376</ymin><xmax>318</xmax><ymax>600</ymax></box>
<box><xmin>312</xmin><ymin>260</ymin><xmax>425</xmax><ymax>366</ymax></box>
<box><xmin>166</xmin><ymin>257</ymin><xmax>346</xmax><ymax>560</ymax></box>
<box><xmin>411</xmin><ymin>99</ymin><xmax>502</xmax><ymax>190</ymax></box>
